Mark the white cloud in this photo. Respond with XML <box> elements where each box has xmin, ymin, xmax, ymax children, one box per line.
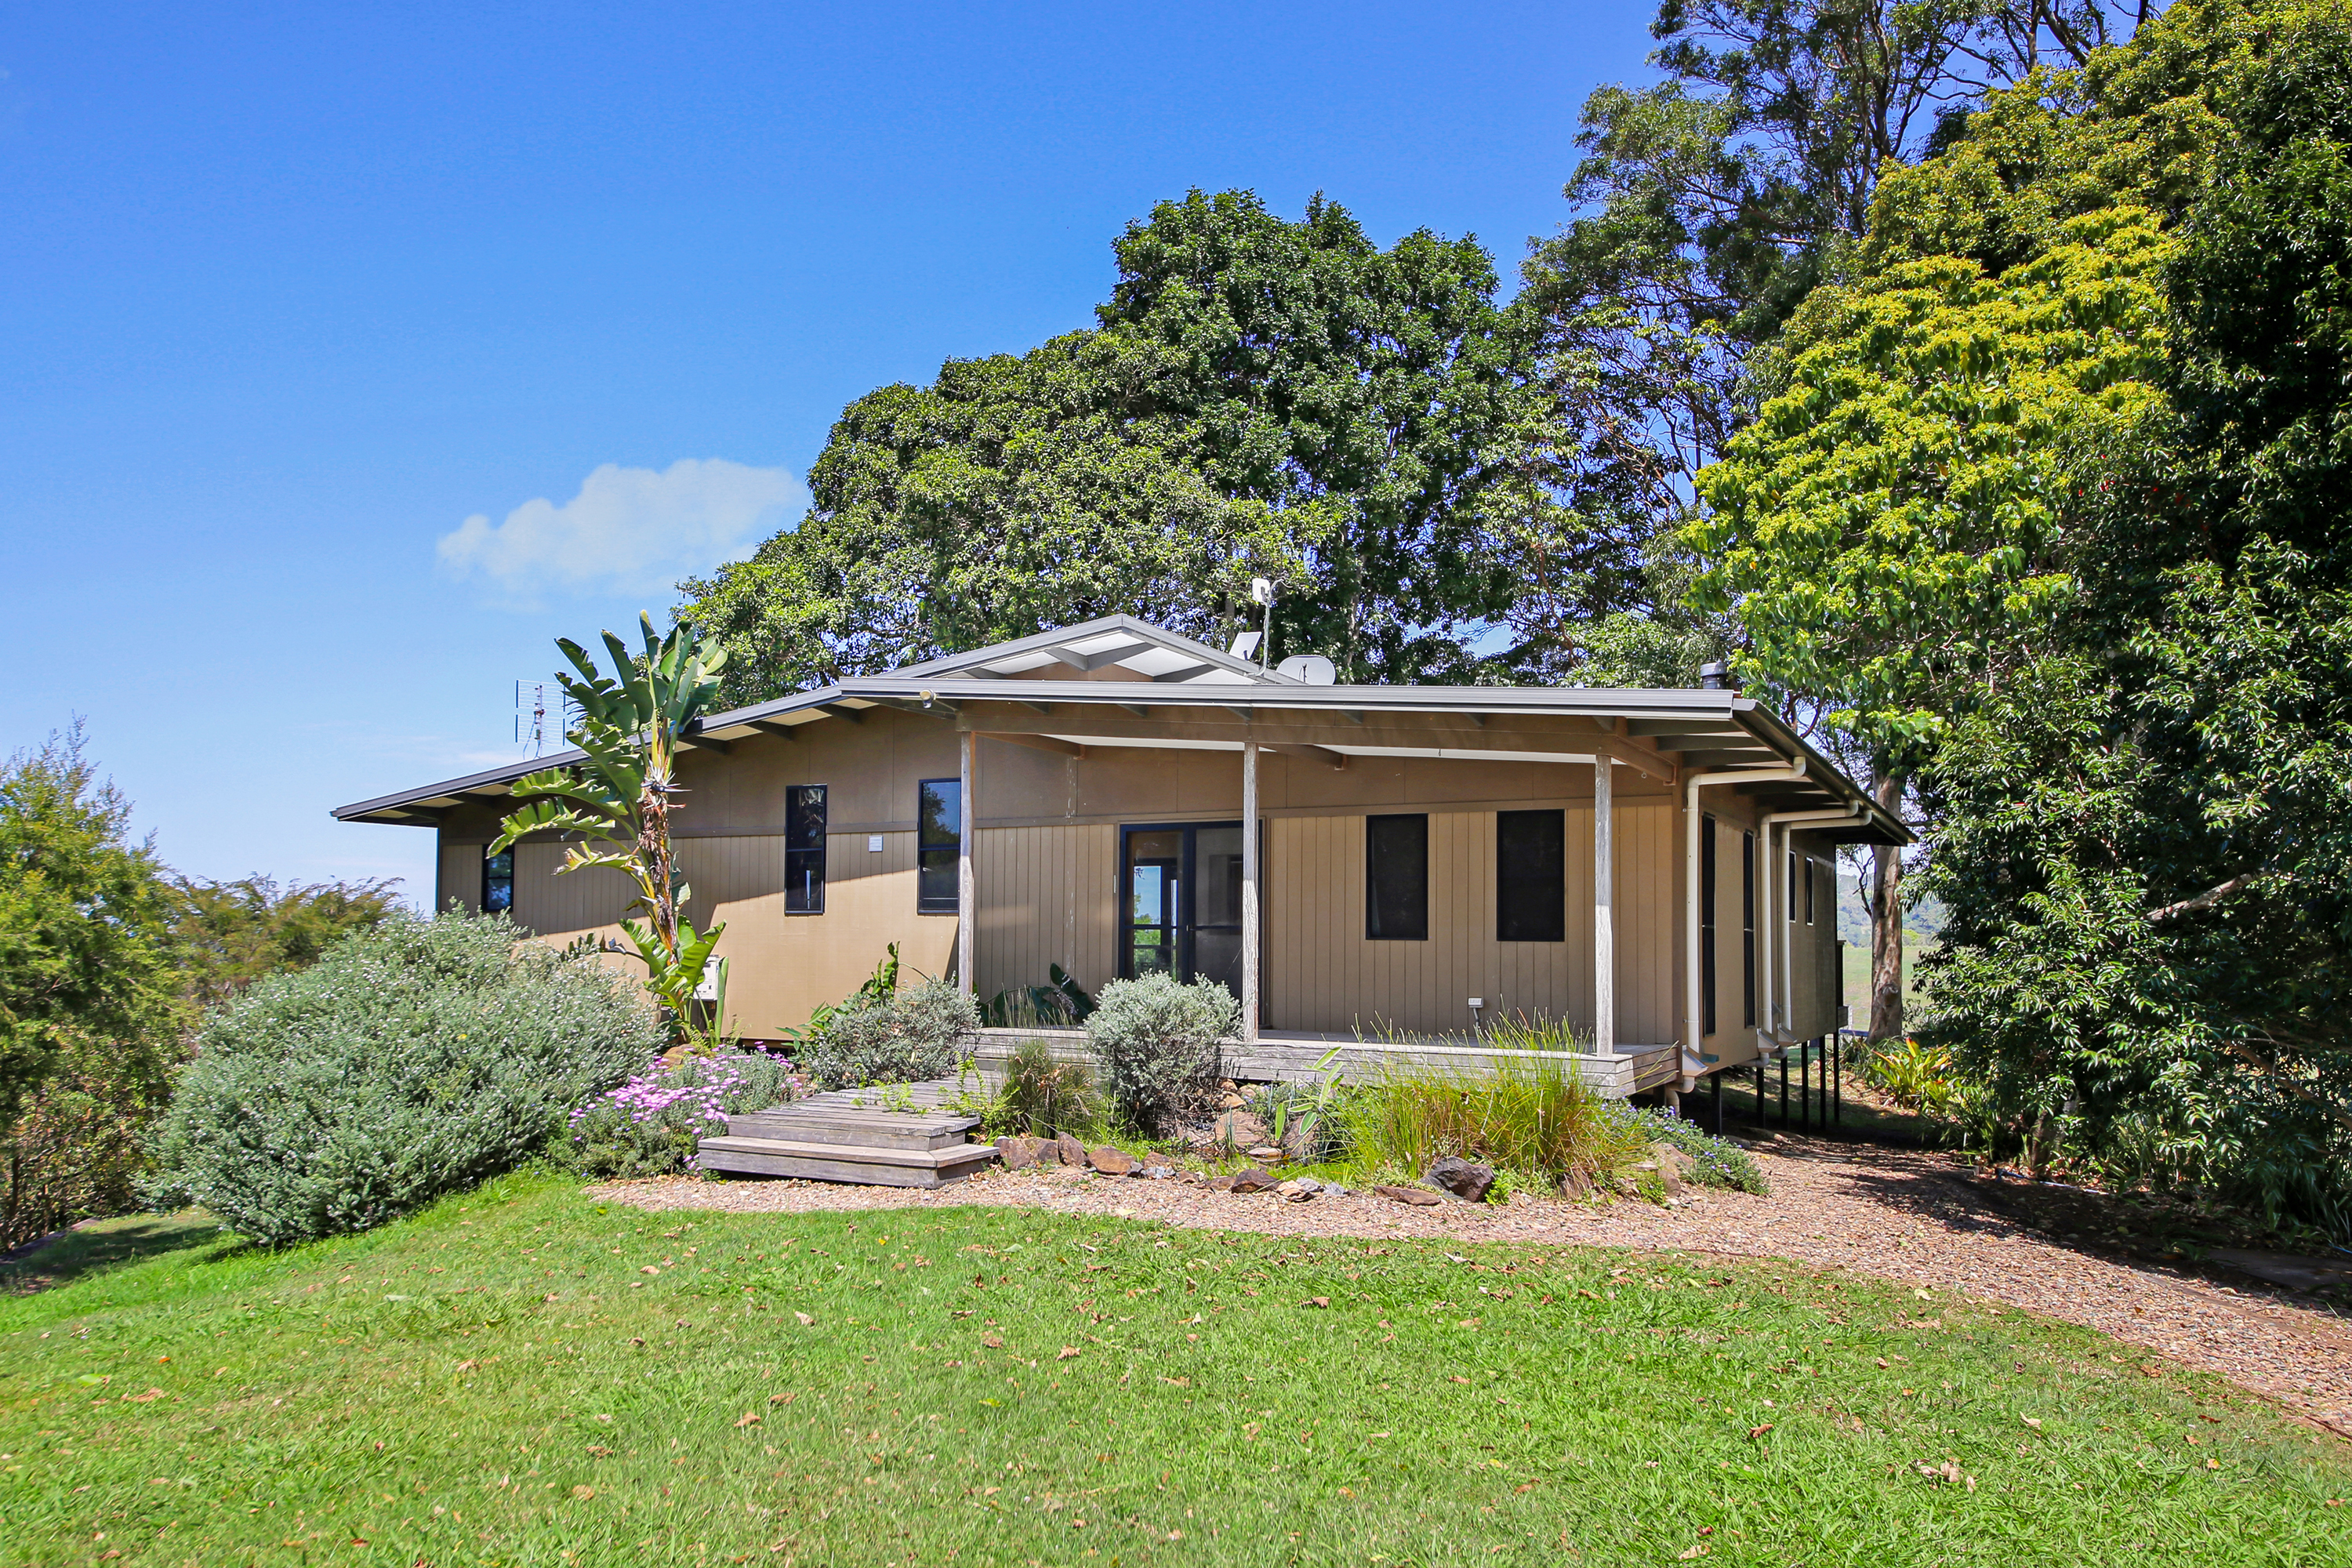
<box><xmin>437</xmin><ymin>458</ymin><xmax>806</xmax><ymax>602</ymax></box>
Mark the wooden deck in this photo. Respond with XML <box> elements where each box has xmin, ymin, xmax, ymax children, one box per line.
<box><xmin>971</xmin><ymin>1026</ymin><xmax>1683</xmax><ymax>1098</ymax></box>
<box><xmin>698</xmin><ymin>1081</ymin><xmax>996</xmax><ymax>1188</ymax></box>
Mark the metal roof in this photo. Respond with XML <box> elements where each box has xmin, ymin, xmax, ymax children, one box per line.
<box><xmin>332</xmin><ymin>622</ymin><xmax>1907</xmax><ymax>844</ymax></box>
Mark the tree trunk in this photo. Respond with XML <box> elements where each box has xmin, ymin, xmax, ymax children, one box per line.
<box><xmin>1869</xmin><ymin>770</ymin><xmax>1906</xmax><ymax>1042</ymax></box>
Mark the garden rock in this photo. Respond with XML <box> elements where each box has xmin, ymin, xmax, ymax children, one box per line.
<box><xmin>1645</xmin><ymin>1142</ymin><xmax>1691</xmax><ymax>1196</ymax></box>
<box><xmin>1427</xmin><ymin>1156</ymin><xmax>1496</xmax><ymax>1203</ymax></box>
<box><xmin>1087</xmin><ymin>1146</ymin><xmax>1135</xmax><ymax>1176</ymax></box>
<box><xmin>996</xmin><ymin>1135</ymin><xmax>1043</xmax><ymax>1171</ymax></box>
<box><xmin>1142</xmin><ymin>1165</ymin><xmax>1174</xmax><ymax>1180</ymax></box>
<box><xmin>1033</xmin><ymin>1138</ymin><xmax>1063</xmax><ymax>1167</ymax></box>
<box><xmin>1274</xmin><ymin>1178</ymin><xmax>1321</xmax><ymax>1202</ymax></box>
<box><xmin>1054</xmin><ymin>1134</ymin><xmax>1087</xmax><ymax>1167</ymax></box>
<box><xmin>1247</xmin><ymin>1145</ymin><xmax>1283</xmax><ymax>1163</ymax></box>
<box><xmin>1229</xmin><ymin>1167</ymin><xmax>1279</xmax><ymax>1194</ymax></box>
<box><xmin>1207</xmin><ymin>1174</ymin><xmax>1236</xmax><ymax>1192</ymax></box>
<box><xmin>1374</xmin><ymin>1184</ymin><xmax>1442</xmax><ymax>1207</ymax></box>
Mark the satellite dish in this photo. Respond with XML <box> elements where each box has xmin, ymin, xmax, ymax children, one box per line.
<box><xmin>1276</xmin><ymin>654</ymin><xmax>1336</xmax><ymax>685</ymax></box>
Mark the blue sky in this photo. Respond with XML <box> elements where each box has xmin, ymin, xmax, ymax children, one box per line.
<box><xmin>0</xmin><ymin>2</ymin><xmax>1657</xmax><ymax>904</ymax></box>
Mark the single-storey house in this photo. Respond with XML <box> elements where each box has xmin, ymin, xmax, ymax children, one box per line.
<box><xmin>335</xmin><ymin>616</ymin><xmax>1905</xmax><ymax>1098</ymax></box>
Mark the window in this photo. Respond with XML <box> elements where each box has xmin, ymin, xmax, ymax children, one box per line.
<box><xmin>1365</xmin><ymin>814</ymin><xmax>1428</xmax><ymax>941</ymax></box>
<box><xmin>1496</xmin><ymin>810</ymin><xmax>1565</xmax><ymax>942</ymax></box>
<box><xmin>1700</xmin><ymin>815</ymin><xmax>1717</xmax><ymax>1036</ymax></box>
<box><xmin>1805</xmin><ymin>856</ymin><xmax>1817</xmax><ymax>924</ymax></box>
<box><xmin>917</xmin><ymin>779</ymin><xmax>960</xmax><ymax>914</ymax></box>
<box><xmin>1120</xmin><ymin>822</ymin><xmax>1246</xmax><ymax>992</ymax></box>
<box><xmin>1788</xmin><ymin>849</ymin><xmax>1798</xmax><ymax>922</ymax></box>
<box><xmin>1742</xmin><ymin>829</ymin><xmax>1757</xmax><ymax>1028</ymax></box>
<box><xmin>785</xmin><ymin>785</ymin><xmax>826</xmax><ymax>913</ymax></box>
<box><xmin>482</xmin><ymin>849</ymin><xmax>514</xmax><ymax>914</ymax></box>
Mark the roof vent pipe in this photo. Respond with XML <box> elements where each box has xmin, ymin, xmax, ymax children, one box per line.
<box><xmin>1699</xmin><ymin>660</ymin><xmax>1731</xmax><ymax>691</ymax></box>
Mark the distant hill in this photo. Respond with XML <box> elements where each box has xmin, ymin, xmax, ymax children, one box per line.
<box><xmin>1837</xmin><ymin>873</ymin><xmax>1946</xmax><ymax>949</ymax></box>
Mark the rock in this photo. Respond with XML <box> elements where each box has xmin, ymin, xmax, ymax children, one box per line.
<box><xmin>1322</xmin><ymin>1183</ymin><xmax>1351</xmax><ymax>1198</ymax></box>
<box><xmin>1646</xmin><ymin>1142</ymin><xmax>1691</xmax><ymax>1196</ymax></box>
<box><xmin>1228</xmin><ymin>1167</ymin><xmax>1279</xmax><ymax>1194</ymax></box>
<box><xmin>1088</xmin><ymin>1147</ymin><xmax>1135</xmax><ymax>1176</ymax></box>
<box><xmin>995</xmin><ymin>1135</ymin><xmax>1042</xmax><ymax>1171</ymax></box>
<box><xmin>1275</xmin><ymin>1178</ymin><xmax>1319</xmax><ymax>1202</ymax></box>
<box><xmin>1033</xmin><ymin>1138</ymin><xmax>1062</xmax><ymax>1167</ymax></box>
<box><xmin>1247</xmin><ymin>1145</ymin><xmax>1283</xmax><ymax>1163</ymax></box>
<box><xmin>1142</xmin><ymin>1165</ymin><xmax>1174</xmax><ymax>1180</ymax></box>
<box><xmin>1426</xmin><ymin>1156</ymin><xmax>1496</xmax><ymax>1203</ymax></box>
<box><xmin>1374</xmin><ymin>1184</ymin><xmax>1442</xmax><ymax>1207</ymax></box>
<box><xmin>1054</xmin><ymin>1134</ymin><xmax>1086</xmax><ymax>1167</ymax></box>
<box><xmin>1217</xmin><ymin>1093</ymin><xmax>1248</xmax><ymax>1110</ymax></box>
<box><xmin>1292</xmin><ymin>1175</ymin><xmax>1323</xmax><ymax>1194</ymax></box>
<box><xmin>1207</xmin><ymin>1174</ymin><xmax>1237</xmax><ymax>1193</ymax></box>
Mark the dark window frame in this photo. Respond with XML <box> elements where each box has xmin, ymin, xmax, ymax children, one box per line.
<box><xmin>1742</xmin><ymin>829</ymin><xmax>1757</xmax><ymax>1028</ymax></box>
<box><xmin>482</xmin><ymin>848</ymin><xmax>514</xmax><ymax>915</ymax></box>
<box><xmin>1365</xmin><ymin>813</ymin><xmax>1429</xmax><ymax>942</ymax></box>
<box><xmin>785</xmin><ymin>784</ymin><xmax>826</xmax><ymax>915</ymax></box>
<box><xmin>1700</xmin><ymin>815</ymin><xmax>1717</xmax><ymax>1036</ymax></box>
<box><xmin>1495</xmin><ymin>809</ymin><xmax>1566</xmax><ymax>942</ymax></box>
<box><xmin>916</xmin><ymin>778</ymin><xmax>960</xmax><ymax>915</ymax></box>
<box><xmin>1119</xmin><ymin>820</ymin><xmax>1247</xmax><ymax>983</ymax></box>
<box><xmin>1805</xmin><ymin>856</ymin><xmax>1817</xmax><ymax>925</ymax></box>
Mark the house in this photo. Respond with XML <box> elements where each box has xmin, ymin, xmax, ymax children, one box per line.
<box><xmin>334</xmin><ymin>616</ymin><xmax>1905</xmax><ymax>1099</ymax></box>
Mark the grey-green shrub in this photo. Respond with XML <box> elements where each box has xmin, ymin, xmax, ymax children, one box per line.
<box><xmin>799</xmin><ymin>976</ymin><xmax>976</xmax><ymax>1088</ymax></box>
<box><xmin>144</xmin><ymin>912</ymin><xmax>660</xmax><ymax>1244</ymax></box>
<box><xmin>1084</xmin><ymin>973</ymin><xmax>1235</xmax><ymax>1133</ymax></box>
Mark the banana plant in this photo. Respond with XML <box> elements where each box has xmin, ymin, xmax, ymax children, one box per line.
<box><xmin>490</xmin><ymin>614</ymin><xmax>731</xmax><ymax>1050</ymax></box>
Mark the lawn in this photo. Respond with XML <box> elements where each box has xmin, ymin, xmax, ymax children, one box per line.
<box><xmin>2</xmin><ymin>1172</ymin><xmax>2345</xmax><ymax>1566</ymax></box>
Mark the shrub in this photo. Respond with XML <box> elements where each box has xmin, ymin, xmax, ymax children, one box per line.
<box><xmin>1345</xmin><ymin>1057</ymin><xmax>1650</xmax><ymax>1196</ymax></box>
<box><xmin>799</xmin><ymin>976</ymin><xmax>976</xmax><ymax>1089</ymax></box>
<box><xmin>1625</xmin><ymin>1105</ymin><xmax>1769</xmax><ymax>1194</ymax></box>
<box><xmin>143</xmin><ymin>912</ymin><xmax>661</xmax><ymax>1244</ymax></box>
<box><xmin>989</xmin><ymin>1036</ymin><xmax>1102</xmax><ymax>1139</ymax></box>
<box><xmin>564</xmin><ymin>1051</ymin><xmax>812</xmax><ymax>1178</ymax></box>
<box><xmin>1083</xmin><ymin>974</ymin><xmax>1235</xmax><ymax>1133</ymax></box>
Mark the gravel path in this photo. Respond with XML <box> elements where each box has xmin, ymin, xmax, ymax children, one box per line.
<box><xmin>594</xmin><ymin>1136</ymin><xmax>2352</xmax><ymax>1438</ymax></box>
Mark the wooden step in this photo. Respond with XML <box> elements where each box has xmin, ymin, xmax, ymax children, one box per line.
<box><xmin>721</xmin><ymin>1106</ymin><xmax>979</xmax><ymax>1151</ymax></box>
<box><xmin>697</xmin><ymin>1134</ymin><xmax>999</xmax><ymax>1189</ymax></box>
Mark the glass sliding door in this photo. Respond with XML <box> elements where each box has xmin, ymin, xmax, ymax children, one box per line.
<box><xmin>1120</xmin><ymin>822</ymin><xmax>1247</xmax><ymax>996</ymax></box>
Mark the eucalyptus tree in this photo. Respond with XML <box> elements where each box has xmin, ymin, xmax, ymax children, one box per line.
<box><xmin>492</xmin><ymin>615</ymin><xmax>732</xmax><ymax>1048</ymax></box>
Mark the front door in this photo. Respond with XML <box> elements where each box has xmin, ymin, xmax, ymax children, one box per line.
<box><xmin>1120</xmin><ymin>822</ymin><xmax>1245</xmax><ymax>996</ymax></box>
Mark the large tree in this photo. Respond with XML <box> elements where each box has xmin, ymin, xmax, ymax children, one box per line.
<box><xmin>681</xmin><ymin>191</ymin><xmax>1647</xmax><ymax>701</ymax></box>
<box><xmin>1918</xmin><ymin>0</ymin><xmax>2352</xmax><ymax>1232</ymax></box>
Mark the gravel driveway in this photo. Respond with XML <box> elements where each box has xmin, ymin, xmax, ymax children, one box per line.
<box><xmin>594</xmin><ymin>1135</ymin><xmax>2352</xmax><ymax>1439</ymax></box>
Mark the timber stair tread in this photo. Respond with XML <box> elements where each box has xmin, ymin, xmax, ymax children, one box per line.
<box><xmin>698</xmin><ymin>1077</ymin><xmax>996</xmax><ymax>1189</ymax></box>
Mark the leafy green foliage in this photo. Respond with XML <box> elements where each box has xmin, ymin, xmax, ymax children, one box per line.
<box><xmin>981</xmin><ymin>963</ymin><xmax>1094</xmax><ymax>1028</ymax></box>
<box><xmin>1915</xmin><ymin>0</ymin><xmax>2352</xmax><ymax>1236</ymax></box>
<box><xmin>680</xmin><ymin>191</ymin><xmax>1636</xmax><ymax>693</ymax></box>
<box><xmin>989</xmin><ymin>1036</ymin><xmax>1103</xmax><ymax>1140</ymax></box>
<box><xmin>1345</xmin><ymin>1058</ymin><xmax>1651</xmax><ymax>1196</ymax></box>
<box><xmin>562</xmin><ymin>1052</ymin><xmax>812</xmax><ymax>1179</ymax></box>
<box><xmin>1082</xmin><ymin>973</ymin><xmax>1236</xmax><ymax>1134</ymax></box>
<box><xmin>492</xmin><ymin>614</ymin><xmax>731</xmax><ymax>1048</ymax></box>
<box><xmin>143</xmin><ymin>913</ymin><xmax>661</xmax><ymax>1245</ymax></box>
<box><xmin>169</xmin><ymin>873</ymin><xmax>404</xmax><ymax>1009</ymax></box>
<box><xmin>797</xmin><ymin>976</ymin><xmax>976</xmax><ymax>1091</ymax></box>
<box><xmin>1628</xmin><ymin>1105</ymin><xmax>1769</xmax><ymax>1194</ymax></box>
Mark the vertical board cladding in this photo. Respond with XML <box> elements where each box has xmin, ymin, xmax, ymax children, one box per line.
<box><xmin>972</xmin><ymin>824</ymin><xmax>1120</xmax><ymax>1005</ymax></box>
<box><xmin>1700</xmin><ymin>801</ymin><xmax>1762</xmax><ymax>1058</ymax></box>
<box><xmin>504</xmin><ymin>830</ymin><xmax>956</xmax><ymax>1040</ymax></box>
<box><xmin>438</xmin><ymin>840</ymin><xmax>485</xmax><ymax>916</ymax></box>
<box><xmin>1262</xmin><ymin>800</ymin><xmax>1679</xmax><ymax>1041</ymax></box>
<box><xmin>1809</xmin><ymin>853</ymin><xmax>1844</xmax><ymax>1039</ymax></box>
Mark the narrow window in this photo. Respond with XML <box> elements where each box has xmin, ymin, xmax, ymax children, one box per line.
<box><xmin>917</xmin><ymin>779</ymin><xmax>960</xmax><ymax>914</ymax></box>
<box><xmin>1365</xmin><ymin>814</ymin><xmax>1428</xmax><ymax>941</ymax></box>
<box><xmin>1496</xmin><ymin>810</ymin><xmax>1565</xmax><ymax>942</ymax></box>
<box><xmin>1742</xmin><ymin>829</ymin><xmax>1757</xmax><ymax>1028</ymax></box>
<box><xmin>482</xmin><ymin>849</ymin><xmax>514</xmax><ymax>914</ymax></box>
<box><xmin>1788</xmin><ymin>849</ymin><xmax>1798</xmax><ymax>922</ymax></box>
<box><xmin>1805</xmin><ymin>856</ymin><xmax>1817</xmax><ymax>925</ymax></box>
<box><xmin>785</xmin><ymin>785</ymin><xmax>826</xmax><ymax>914</ymax></box>
<box><xmin>1700</xmin><ymin>815</ymin><xmax>1717</xmax><ymax>1036</ymax></box>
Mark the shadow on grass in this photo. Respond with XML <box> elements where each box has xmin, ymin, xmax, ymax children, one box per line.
<box><xmin>0</xmin><ymin>1212</ymin><xmax>232</xmax><ymax>1295</ymax></box>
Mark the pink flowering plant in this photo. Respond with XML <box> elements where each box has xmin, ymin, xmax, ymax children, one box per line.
<box><xmin>563</xmin><ymin>1051</ymin><xmax>811</xmax><ymax>1178</ymax></box>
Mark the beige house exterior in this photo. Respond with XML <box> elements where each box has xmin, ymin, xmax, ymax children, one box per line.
<box><xmin>336</xmin><ymin>618</ymin><xmax>1904</xmax><ymax>1092</ymax></box>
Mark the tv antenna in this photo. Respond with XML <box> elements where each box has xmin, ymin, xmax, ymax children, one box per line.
<box><xmin>515</xmin><ymin>680</ymin><xmax>553</xmax><ymax>757</ymax></box>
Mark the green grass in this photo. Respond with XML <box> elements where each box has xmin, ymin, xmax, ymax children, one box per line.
<box><xmin>2</xmin><ymin>1173</ymin><xmax>2346</xmax><ymax>1566</ymax></box>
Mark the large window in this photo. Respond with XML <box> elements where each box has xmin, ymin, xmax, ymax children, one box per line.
<box><xmin>917</xmin><ymin>779</ymin><xmax>960</xmax><ymax>914</ymax></box>
<box><xmin>482</xmin><ymin>849</ymin><xmax>514</xmax><ymax>914</ymax></box>
<box><xmin>1742</xmin><ymin>829</ymin><xmax>1757</xmax><ymax>1028</ymax></box>
<box><xmin>1495</xmin><ymin>809</ymin><xmax>1565</xmax><ymax>942</ymax></box>
<box><xmin>1700</xmin><ymin>815</ymin><xmax>1717</xmax><ymax>1036</ymax></box>
<box><xmin>785</xmin><ymin>785</ymin><xmax>826</xmax><ymax>914</ymax></box>
<box><xmin>1120</xmin><ymin>822</ymin><xmax>1246</xmax><ymax>993</ymax></box>
<box><xmin>1365</xmin><ymin>813</ymin><xmax>1428</xmax><ymax>941</ymax></box>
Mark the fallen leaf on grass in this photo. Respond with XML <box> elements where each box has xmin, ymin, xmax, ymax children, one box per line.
<box><xmin>1747</xmin><ymin>1425</ymin><xmax>1773</xmax><ymax>1441</ymax></box>
<box><xmin>734</xmin><ymin>1413</ymin><xmax>762</xmax><ymax>1428</ymax></box>
<box><xmin>454</xmin><ymin>1360</ymin><xmax>477</xmax><ymax>1374</ymax></box>
<box><xmin>768</xmin><ymin>1392</ymin><xmax>796</xmax><ymax>1406</ymax></box>
<box><xmin>794</xmin><ymin>1312</ymin><xmax>814</xmax><ymax>1327</ymax></box>
<box><xmin>1679</xmin><ymin>1547</ymin><xmax>1709</xmax><ymax>1559</ymax></box>
<box><xmin>981</xmin><ymin>1334</ymin><xmax>1004</xmax><ymax>1349</ymax></box>
<box><xmin>122</xmin><ymin>1388</ymin><xmax>165</xmax><ymax>1404</ymax></box>
<box><xmin>1057</xmin><ymin>1346</ymin><xmax>1081</xmax><ymax>1360</ymax></box>
<box><xmin>1304</xmin><ymin>1297</ymin><xmax>1330</xmax><ymax>1308</ymax></box>
<box><xmin>572</xmin><ymin>1485</ymin><xmax>595</xmax><ymax>1500</ymax></box>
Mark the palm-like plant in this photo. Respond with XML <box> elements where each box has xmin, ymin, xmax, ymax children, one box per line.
<box><xmin>490</xmin><ymin>615</ymin><xmax>731</xmax><ymax>1048</ymax></box>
